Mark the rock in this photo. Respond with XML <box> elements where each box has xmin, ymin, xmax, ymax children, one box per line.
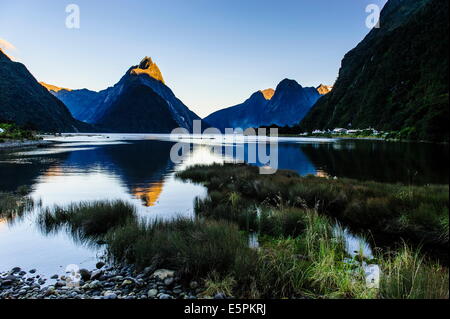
<box><xmin>159</xmin><ymin>293</ymin><xmax>172</xmax><ymax>299</ymax></box>
<box><xmin>4</xmin><ymin>275</ymin><xmax>19</xmax><ymax>282</ymax></box>
<box><xmin>96</xmin><ymin>262</ymin><xmax>105</xmax><ymax>269</ymax></box>
<box><xmin>90</xmin><ymin>270</ymin><xmax>103</xmax><ymax>281</ymax></box>
<box><xmin>104</xmin><ymin>293</ymin><xmax>117</xmax><ymax>299</ymax></box>
<box><xmin>103</xmin><ymin>290</ymin><xmax>117</xmax><ymax>299</ymax></box>
<box><xmin>365</xmin><ymin>264</ymin><xmax>381</xmax><ymax>289</ymax></box>
<box><xmin>189</xmin><ymin>281</ymin><xmax>199</xmax><ymax>290</ymax></box>
<box><xmin>50</xmin><ymin>274</ymin><xmax>58</xmax><ymax>279</ymax></box>
<box><xmin>45</xmin><ymin>287</ymin><xmax>56</xmax><ymax>296</ymax></box>
<box><xmin>152</xmin><ymin>269</ymin><xmax>175</xmax><ymax>281</ymax></box>
<box><xmin>1</xmin><ymin>280</ymin><xmax>13</xmax><ymax>286</ymax></box>
<box><xmin>79</xmin><ymin>269</ymin><xmax>91</xmax><ymax>281</ymax></box>
<box><xmin>214</xmin><ymin>293</ymin><xmax>226</xmax><ymax>299</ymax></box>
<box><xmin>11</xmin><ymin>267</ymin><xmax>21</xmax><ymax>274</ymax></box>
<box><xmin>163</xmin><ymin>277</ymin><xmax>174</xmax><ymax>286</ymax></box>
<box><xmin>18</xmin><ymin>271</ymin><xmax>27</xmax><ymax>276</ymax></box>
<box><xmin>55</xmin><ymin>280</ymin><xmax>66</xmax><ymax>288</ymax></box>
<box><xmin>18</xmin><ymin>289</ymin><xmax>27</xmax><ymax>295</ymax></box>
<box><xmin>147</xmin><ymin>289</ymin><xmax>158</xmax><ymax>298</ymax></box>
<box><xmin>88</xmin><ymin>280</ymin><xmax>101</xmax><ymax>289</ymax></box>
<box><xmin>143</xmin><ymin>266</ymin><xmax>155</xmax><ymax>276</ymax></box>
<box><xmin>29</xmin><ymin>269</ymin><xmax>36</xmax><ymax>274</ymax></box>
<box><xmin>121</xmin><ymin>279</ymin><xmax>133</xmax><ymax>286</ymax></box>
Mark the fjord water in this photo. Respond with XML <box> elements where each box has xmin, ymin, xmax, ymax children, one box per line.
<box><xmin>0</xmin><ymin>135</ymin><xmax>448</xmax><ymax>277</ymax></box>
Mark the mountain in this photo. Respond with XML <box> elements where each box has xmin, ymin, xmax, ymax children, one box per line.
<box><xmin>300</xmin><ymin>0</ymin><xmax>449</xmax><ymax>142</ymax></box>
<box><xmin>0</xmin><ymin>49</ymin><xmax>92</xmax><ymax>132</ymax></box>
<box><xmin>260</xmin><ymin>79</ymin><xmax>321</xmax><ymax>127</ymax></box>
<box><xmin>42</xmin><ymin>86</ymin><xmax>103</xmax><ymax>123</ymax></box>
<box><xmin>45</xmin><ymin>57</ymin><xmax>202</xmax><ymax>133</ymax></box>
<box><xmin>204</xmin><ymin>79</ymin><xmax>321</xmax><ymax>131</ymax></box>
<box><xmin>39</xmin><ymin>82</ymin><xmax>72</xmax><ymax>93</ymax></box>
<box><xmin>204</xmin><ymin>90</ymin><xmax>270</xmax><ymax>131</ymax></box>
<box><xmin>260</xmin><ymin>88</ymin><xmax>275</xmax><ymax>100</ymax></box>
<box><xmin>316</xmin><ymin>84</ymin><xmax>333</xmax><ymax>95</ymax></box>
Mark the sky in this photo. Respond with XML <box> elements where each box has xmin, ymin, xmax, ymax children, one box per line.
<box><xmin>0</xmin><ymin>0</ymin><xmax>387</xmax><ymax>117</ymax></box>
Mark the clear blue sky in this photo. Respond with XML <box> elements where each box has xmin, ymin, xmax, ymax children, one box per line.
<box><xmin>0</xmin><ymin>0</ymin><xmax>386</xmax><ymax>117</ymax></box>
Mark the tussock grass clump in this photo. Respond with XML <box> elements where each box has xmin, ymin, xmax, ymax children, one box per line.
<box><xmin>178</xmin><ymin>163</ymin><xmax>449</xmax><ymax>246</ymax></box>
<box><xmin>259</xmin><ymin>207</ymin><xmax>308</xmax><ymax>238</ymax></box>
<box><xmin>255</xmin><ymin>238</ymin><xmax>310</xmax><ymax>298</ymax></box>
<box><xmin>253</xmin><ymin>212</ymin><xmax>375</xmax><ymax>299</ymax></box>
<box><xmin>194</xmin><ymin>191</ymin><xmax>259</xmax><ymax>231</ymax></box>
<box><xmin>202</xmin><ymin>271</ymin><xmax>237</xmax><ymax>297</ymax></box>
<box><xmin>380</xmin><ymin>244</ymin><xmax>449</xmax><ymax>299</ymax></box>
<box><xmin>106</xmin><ymin>217</ymin><xmax>257</xmax><ymax>278</ymax></box>
<box><xmin>38</xmin><ymin>200</ymin><xmax>136</xmax><ymax>240</ymax></box>
<box><xmin>177</xmin><ymin>164</ymin><xmax>449</xmax><ymax>299</ymax></box>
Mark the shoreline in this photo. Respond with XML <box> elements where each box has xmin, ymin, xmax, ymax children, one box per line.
<box><xmin>0</xmin><ymin>264</ymin><xmax>210</xmax><ymax>300</ymax></box>
<box><xmin>0</xmin><ymin>140</ymin><xmax>55</xmax><ymax>151</ymax></box>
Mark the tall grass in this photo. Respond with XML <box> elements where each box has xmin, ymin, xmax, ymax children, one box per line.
<box><xmin>194</xmin><ymin>191</ymin><xmax>259</xmax><ymax>231</ymax></box>
<box><xmin>177</xmin><ymin>164</ymin><xmax>449</xmax><ymax>299</ymax></box>
<box><xmin>38</xmin><ymin>200</ymin><xmax>136</xmax><ymax>241</ymax></box>
<box><xmin>259</xmin><ymin>207</ymin><xmax>307</xmax><ymax>238</ymax></box>
<box><xmin>178</xmin><ymin>163</ymin><xmax>449</xmax><ymax>246</ymax></box>
<box><xmin>379</xmin><ymin>244</ymin><xmax>449</xmax><ymax>299</ymax></box>
<box><xmin>256</xmin><ymin>212</ymin><xmax>376</xmax><ymax>299</ymax></box>
<box><xmin>105</xmin><ymin>217</ymin><xmax>257</xmax><ymax>278</ymax></box>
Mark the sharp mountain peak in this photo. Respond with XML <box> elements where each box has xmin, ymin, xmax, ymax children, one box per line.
<box><xmin>277</xmin><ymin>78</ymin><xmax>302</xmax><ymax>90</ymax></box>
<box><xmin>130</xmin><ymin>56</ymin><xmax>165</xmax><ymax>84</ymax></box>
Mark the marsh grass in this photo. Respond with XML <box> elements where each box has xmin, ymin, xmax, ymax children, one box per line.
<box><xmin>177</xmin><ymin>164</ymin><xmax>449</xmax><ymax>299</ymax></box>
<box><xmin>177</xmin><ymin>163</ymin><xmax>449</xmax><ymax>246</ymax></box>
<box><xmin>22</xmin><ymin>194</ymin><xmax>448</xmax><ymax>299</ymax></box>
<box><xmin>105</xmin><ymin>217</ymin><xmax>257</xmax><ymax>278</ymax></box>
<box><xmin>194</xmin><ymin>191</ymin><xmax>259</xmax><ymax>231</ymax></box>
<box><xmin>380</xmin><ymin>244</ymin><xmax>449</xmax><ymax>299</ymax></box>
<box><xmin>245</xmin><ymin>212</ymin><xmax>376</xmax><ymax>299</ymax></box>
<box><xmin>202</xmin><ymin>271</ymin><xmax>237</xmax><ymax>297</ymax></box>
<box><xmin>259</xmin><ymin>207</ymin><xmax>308</xmax><ymax>238</ymax></box>
<box><xmin>38</xmin><ymin>200</ymin><xmax>136</xmax><ymax>242</ymax></box>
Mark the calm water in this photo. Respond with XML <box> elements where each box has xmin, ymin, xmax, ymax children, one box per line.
<box><xmin>0</xmin><ymin>134</ymin><xmax>448</xmax><ymax>277</ymax></box>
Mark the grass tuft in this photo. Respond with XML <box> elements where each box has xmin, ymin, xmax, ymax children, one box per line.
<box><xmin>380</xmin><ymin>244</ymin><xmax>449</xmax><ymax>299</ymax></box>
<box><xmin>38</xmin><ymin>200</ymin><xmax>136</xmax><ymax>241</ymax></box>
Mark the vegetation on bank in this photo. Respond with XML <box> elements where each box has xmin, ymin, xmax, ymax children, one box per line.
<box><xmin>38</xmin><ymin>201</ymin><xmax>136</xmax><ymax>242</ymax></box>
<box><xmin>34</xmin><ymin>198</ymin><xmax>448</xmax><ymax>299</ymax></box>
<box><xmin>29</xmin><ymin>161</ymin><xmax>448</xmax><ymax>299</ymax></box>
<box><xmin>177</xmin><ymin>164</ymin><xmax>449</xmax><ymax>247</ymax></box>
<box><xmin>5</xmin><ymin>163</ymin><xmax>449</xmax><ymax>299</ymax></box>
<box><xmin>0</xmin><ymin>123</ymin><xmax>40</xmax><ymax>143</ymax></box>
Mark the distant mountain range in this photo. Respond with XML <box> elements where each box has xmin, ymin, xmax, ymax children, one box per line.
<box><xmin>204</xmin><ymin>79</ymin><xmax>327</xmax><ymax>131</ymax></box>
<box><xmin>3</xmin><ymin>0</ymin><xmax>447</xmax><ymax>140</ymax></box>
<box><xmin>0</xmin><ymin>48</ymin><xmax>91</xmax><ymax>133</ymax></box>
<box><xmin>43</xmin><ymin>57</ymin><xmax>203</xmax><ymax>133</ymax></box>
<box><xmin>300</xmin><ymin>0</ymin><xmax>449</xmax><ymax>142</ymax></box>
